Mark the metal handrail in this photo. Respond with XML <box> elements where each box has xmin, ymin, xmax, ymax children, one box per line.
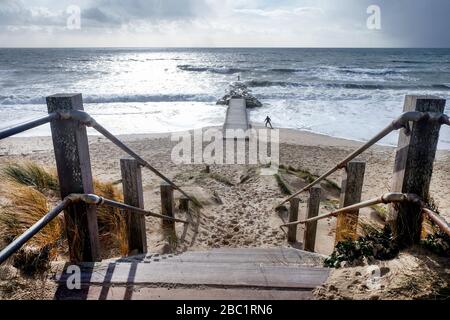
<box><xmin>422</xmin><ymin>207</ymin><xmax>450</xmax><ymax>236</ymax></box>
<box><xmin>277</xmin><ymin>112</ymin><xmax>450</xmax><ymax>207</ymax></box>
<box><xmin>280</xmin><ymin>192</ymin><xmax>450</xmax><ymax>238</ymax></box>
<box><xmin>280</xmin><ymin>192</ymin><xmax>420</xmax><ymax>228</ymax></box>
<box><xmin>0</xmin><ymin>192</ymin><xmax>188</xmax><ymax>265</ymax></box>
<box><xmin>58</xmin><ymin>110</ymin><xmax>196</xmax><ymax>204</ymax></box>
<box><xmin>0</xmin><ymin>110</ymin><xmax>195</xmax><ymax>204</ymax></box>
<box><xmin>0</xmin><ymin>113</ymin><xmax>59</xmax><ymax>140</ymax></box>
<box><xmin>68</xmin><ymin>193</ymin><xmax>189</xmax><ymax>223</ymax></box>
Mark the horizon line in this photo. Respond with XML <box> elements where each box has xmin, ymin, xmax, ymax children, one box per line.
<box><xmin>1</xmin><ymin>46</ymin><xmax>450</xmax><ymax>49</ymax></box>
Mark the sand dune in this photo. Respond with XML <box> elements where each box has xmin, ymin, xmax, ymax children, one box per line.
<box><xmin>0</xmin><ymin>127</ymin><xmax>449</xmax><ymax>257</ymax></box>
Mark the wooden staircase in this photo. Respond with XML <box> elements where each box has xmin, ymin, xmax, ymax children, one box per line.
<box><xmin>54</xmin><ymin>247</ymin><xmax>330</xmax><ymax>300</ymax></box>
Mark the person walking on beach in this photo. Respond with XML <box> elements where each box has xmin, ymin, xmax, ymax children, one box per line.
<box><xmin>264</xmin><ymin>115</ymin><xmax>273</xmax><ymax>129</ymax></box>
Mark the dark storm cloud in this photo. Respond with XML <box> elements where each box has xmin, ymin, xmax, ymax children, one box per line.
<box><xmin>323</xmin><ymin>0</ymin><xmax>450</xmax><ymax>47</ymax></box>
<box><xmin>379</xmin><ymin>0</ymin><xmax>450</xmax><ymax>47</ymax></box>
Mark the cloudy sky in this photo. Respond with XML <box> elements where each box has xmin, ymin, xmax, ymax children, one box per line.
<box><xmin>0</xmin><ymin>0</ymin><xmax>449</xmax><ymax>47</ymax></box>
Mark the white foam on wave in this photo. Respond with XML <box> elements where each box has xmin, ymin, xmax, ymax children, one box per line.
<box><xmin>0</xmin><ymin>102</ymin><xmax>227</xmax><ymax>137</ymax></box>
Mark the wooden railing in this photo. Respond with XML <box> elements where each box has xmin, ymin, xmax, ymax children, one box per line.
<box><xmin>0</xmin><ymin>94</ymin><xmax>449</xmax><ymax>263</ymax></box>
<box><xmin>0</xmin><ymin>93</ymin><xmax>193</xmax><ymax>263</ymax></box>
<box><xmin>280</xmin><ymin>95</ymin><xmax>450</xmax><ymax>252</ymax></box>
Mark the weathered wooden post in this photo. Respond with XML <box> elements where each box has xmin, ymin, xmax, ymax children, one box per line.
<box><xmin>46</xmin><ymin>93</ymin><xmax>100</xmax><ymax>262</ymax></box>
<box><xmin>287</xmin><ymin>197</ymin><xmax>300</xmax><ymax>243</ymax></box>
<box><xmin>160</xmin><ymin>182</ymin><xmax>175</xmax><ymax>233</ymax></box>
<box><xmin>335</xmin><ymin>161</ymin><xmax>366</xmax><ymax>244</ymax></box>
<box><xmin>304</xmin><ymin>186</ymin><xmax>321</xmax><ymax>252</ymax></box>
<box><xmin>179</xmin><ymin>195</ymin><xmax>189</xmax><ymax>212</ymax></box>
<box><xmin>120</xmin><ymin>158</ymin><xmax>147</xmax><ymax>255</ymax></box>
<box><xmin>389</xmin><ymin>95</ymin><xmax>446</xmax><ymax>246</ymax></box>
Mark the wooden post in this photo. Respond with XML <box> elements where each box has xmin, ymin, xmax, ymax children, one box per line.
<box><xmin>46</xmin><ymin>93</ymin><xmax>100</xmax><ymax>262</ymax></box>
<box><xmin>160</xmin><ymin>182</ymin><xmax>175</xmax><ymax>233</ymax></box>
<box><xmin>179</xmin><ymin>196</ymin><xmax>189</xmax><ymax>212</ymax></box>
<box><xmin>335</xmin><ymin>161</ymin><xmax>366</xmax><ymax>244</ymax></box>
<box><xmin>389</xmin><ymin>95</ymin><xmax>446</xmax><ymax>246</ymax></box>
<box><xmin>120</xmin><ymin>158</ymin><xmax>147</xmax><ymax>255</ymax></box>
<box><xmin>304</xmin><ymin>186</ymin><xmax>321</xmax><ymax>252</ymax></box>
<box><xmin>287</xmin><ymin>197</ymin><xmax>300</xmax><ymax>243</ymax></box>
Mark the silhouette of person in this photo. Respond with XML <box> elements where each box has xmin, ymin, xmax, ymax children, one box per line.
<box><xmin>237</xmin><ymin>75</ymin><xmax>241</xmax><ymax>81</ymax></box>
<box><xmin>264</xmin><ymin>115</ymin><xmax>273</xmax><ymax>129</ymax></box>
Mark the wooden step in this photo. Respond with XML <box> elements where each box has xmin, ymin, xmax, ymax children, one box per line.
<box><xmin>54</xmin><ymin>247</ymin><xmax>330</xmax><ymax>300</ymax></box>
<box><xmin>57</xmin><ymin>261</ymin><xmax>329</xmax><ymax>289</ymax></box>
<box><xmin>102</xmin><ymin>247</ymin><xmax>327</xmax><ymax>266</ymax></box>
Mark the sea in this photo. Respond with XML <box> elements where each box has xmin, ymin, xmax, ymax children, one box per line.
<box><xmin>0</xmin><ymin>48</ymin><xmax>449</xmax><ymax>148</ymax></box>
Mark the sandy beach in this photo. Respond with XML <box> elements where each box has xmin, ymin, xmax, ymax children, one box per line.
<box><xmin>1</xmin><ymin>127</ymin><xmax>449</xmax><ymax>257</ymax></box>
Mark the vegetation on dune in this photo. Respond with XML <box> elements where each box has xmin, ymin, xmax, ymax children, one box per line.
<box><xmin>420</xmin><ymin>199</ymin><xmax>450</xmax><ymax>257</ymax></box>
<box><xmin>324</xmin><ymin>226</ymin><xmax>400</xmax><ymax>268</ymax></box>
<box><xmin>421</xmin><ymin>232</ymin><xmax>450</xmax><ymax>257</ymax></box>
<box><xmin>0</xmin><ymin>162</ymin><xmax>128</xmax><ymax>273</ymax></box>
<box><xmin>208</xmin><ymin>172</ymin><xmax>235</xmax><ymax>187</ymax></box>
<box><xmin>325</xmin><ymin>200</ymin><xmax>450</xmax><ymax>268</ymax></box>
<box><xmin>2</xmin><ymin>162</ymin><xmax>59</xmax><ymax>194</ymax></box>
<box><xmin>278</xmin><ymin>164</ymin><xmax>341</xmax><ymax>192</ymax></box>
<box><xmin>274</xmin><ymin>173</ymin><xmax>293</xmax><ymax>195</ymax></box>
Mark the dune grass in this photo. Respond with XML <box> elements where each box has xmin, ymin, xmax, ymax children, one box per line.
<box><xmin>0</xmin><ymin>184</ymin><xmax>63</xmax><ymax>254</ymax></box>
<box><xmin>279</xmin><ymin>164</ymin><xmax>341</xmax><ymax>191</ymax></box>
<box><xmin>274</xmin><ymin>173</ymin><xmax>293</xmax><ymax>195</ymax></box>
<box><xmin>0</xmin><ymin>162</ymin><xmax>128</xmax><ymax>269</ymax></box>
<box><xmin>2</xmin><ymin>162</ymin><xmax>59</xmax><ymax>194</ymax></box>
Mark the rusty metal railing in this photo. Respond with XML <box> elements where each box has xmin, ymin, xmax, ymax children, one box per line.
<box><xmin>58</xmin><ymin>110</ymin><xmax>196</xmax><ymax>204</ymax></box>
<box><xmin>422</xmin><ymin>208</ymin><xmax>450</xmax><ymax>236</ymax></box>
<box><xmin>280</xmin><ymin>192</ymin><xmax>450</xmax><ymax>238</ymax></box>
<box><xmin>280</xmin><ymin>192</ymin><xmax>420</xmax><ymax>227</ymax></box>
<box><xmin>277</xmin><ymin>112</ymin><xmax>450</xmax><ymax>208</ymax></box>
<box><xmin>0</xmin><ymin>193</ymin><xmax>188</xmax><ymax>265</ymax></box>
<box><xmin>0</xmin><ymin>107</ymin><xmax>196</xmax><ymax>265</ymax></box>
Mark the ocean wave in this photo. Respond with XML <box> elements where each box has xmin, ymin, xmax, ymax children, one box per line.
<box><xmin>390</xmin><ymin>60</ymin><xmax>431</xmax><ymax>64</ymax></box>
<box><xmin>337</xmin><ymin>68</ymin><xmax>401</xmax><ymax>76</ymax></box>
<box><xmin>268</xmin><ymin>68</ymin><xmax>305</xmax><ymax>73</ymax></box>
<box><xmin>245</xmin><ymin>80</ymin><xmax>450</xmax><ymax>91</ymax></box>
<box><xmin>0</xmin><ymin>93</ymin><xmax>217</xmax><ymax>105</ymax></box>
<box><xmin>177</xmin><ymin>64</ymin><xmax>245</xmax><ymax>74</ymax></box>
<box><xmin>245</xmin><ymin>80</ymin><xmax>299</xmax><ymax>87</ymax></box>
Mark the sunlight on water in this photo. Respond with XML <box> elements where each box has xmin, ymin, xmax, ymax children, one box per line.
<box><xmin>1</xmin><ymin>48</ymin><xmax>449</xmax><ymax>148</ymax></box>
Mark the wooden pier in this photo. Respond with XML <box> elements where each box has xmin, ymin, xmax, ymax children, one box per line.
<box><xmin>223</xmin><ymin>98</ymin><xmax>250</xmax><ymax>139</ymax></box>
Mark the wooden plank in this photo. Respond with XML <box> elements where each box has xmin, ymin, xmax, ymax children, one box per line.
<box><xmin>58</xmin><ymin>262</ymin><xmax>330</xmax><ymax>289</ymax></box>
<box><xmin>103</xmin><ymin>247</ymin><xmax>327</xmax><ymax>266</ymax></box>
<box><xmin>389</xmin><ymin>95</ymin><xmax>446</xmax><ymax>246</ymax></box>
<box><xmin>287</xmin><ymin>197</ymin><xmax>300</xmax><ymax>242</ymax></box>
<box><xmin>46</xmin><ymin>93</ymin><xmax>100</xmax><ymax>262</ymax></box>
<box><xmin>55</xmin><ymin>286</ymin><xmax>316</xmax><ymax>300</ymax></box>
<box><xmin>335</xmin><ymin>161</ymin><xmax>365</xmax><ymax>243</ymax></box>
<box><xmin>120</xmin><ymin>158</ymin><xmax>147</xmax><ymax>255</ymax></box>
<box><xmin>304</xmin><ymin>186</ymin><xmax>321</xmax><ymax>252</ymax></box>
<box><xmin>223</xmin><ymin>98</ymin><xmax>249</xmax><ymax>138</ymax></box>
